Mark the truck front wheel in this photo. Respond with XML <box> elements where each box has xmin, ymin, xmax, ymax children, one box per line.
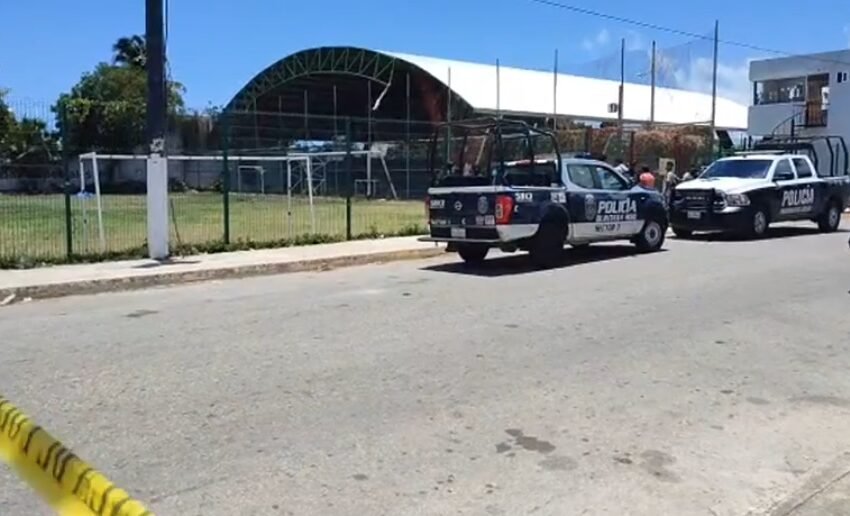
<box><xmin>817</xmin><ymin>200</ymin><xmax>842</xmax><ymax>233</ymax></box>
<box><xmin>747</xmin><ymin>206</ymin><xmax>770</xmax><ymax>239</ymax></box>
<box><xmin>457</xmin><ymin>244</ymin><xmax>489</xmax><ymax>265</ymax></box>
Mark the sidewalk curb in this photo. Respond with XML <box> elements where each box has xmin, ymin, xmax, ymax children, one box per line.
<box><xmin>0</xmin><ymin>246</ymin><xmax>446</xmax><ymax>303</ymax></box>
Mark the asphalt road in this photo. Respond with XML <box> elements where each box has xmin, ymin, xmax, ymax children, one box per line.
<box><xmin>2</xmin><ymin>226</ymin><xmax>850</xmax><ymax>516</ymax></box>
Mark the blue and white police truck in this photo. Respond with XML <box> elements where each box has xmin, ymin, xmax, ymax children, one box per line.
<box><xmin>420</xmin><ymin>119</ymin><xmax>668</xmax><ymax>267</ymax></box>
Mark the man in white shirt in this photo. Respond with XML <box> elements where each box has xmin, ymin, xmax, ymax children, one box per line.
<box><xmin>613</xmin><ymin>159</ymin><xmax>629</xmax><ymax>175</ymax></box>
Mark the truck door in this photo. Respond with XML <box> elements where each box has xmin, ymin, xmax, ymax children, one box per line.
<box><xmin>564</xmin><ymin>163</ymin><xmax>640</xmax><ymax>239</ymax></box>
<box><xmin>773</xmin><ymin>158</ymin><xmax>816</xmax><ymax>221</ymax></box>
<box><xmin>791</xmin><ymin>157</ymin><xmax>827</xmax><ymax>215</ymax></box>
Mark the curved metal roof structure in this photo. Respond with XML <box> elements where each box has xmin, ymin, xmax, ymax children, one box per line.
<box><xmin>226</xmin><ymin>46</ymin><xmax>748</xmax><ymax>133</ymax></box>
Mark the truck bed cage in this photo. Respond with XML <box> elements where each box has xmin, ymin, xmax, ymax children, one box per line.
<box><xmin>428</xmin><ymin>118</ymin><xmax>563</xmax><ymax>186</ymax></box>
<box><xmin>753</xmin><ymin>135</ymin><xmax>849</xmax><ymax>177</ymax></box>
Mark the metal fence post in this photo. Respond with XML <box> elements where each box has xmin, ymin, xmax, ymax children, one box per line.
<box><xmin>61</xmin><ymin>104</ymin><xmax>73</xmax><ymax>258</ymax></box>
<box><xmin>405</xmin><ymin>72</ymin><xmax>411</xmax><ymax>199</ymax></box>
<box><xmin>405</xmin><ymin>119</ymin><xmax>411</xmax><ymax>200</ymax></box>
<box><xmin>345</xmin><ymin>117</ymin><xmax>353</xmax><ymax>240</ymax></box>
<box><xmin>221</xmin><ymin>110</ymin><xmax>231</xmax><ymax>244</ymax></box>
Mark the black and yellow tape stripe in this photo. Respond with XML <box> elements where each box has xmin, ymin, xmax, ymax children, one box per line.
<box><xmin>0</xmin><ymin>396</ymin><xmax>151</xmax><ymax>516</ymax></box>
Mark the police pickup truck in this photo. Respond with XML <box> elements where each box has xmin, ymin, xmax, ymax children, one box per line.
<box><xmin>420</xmin><ymin>119</ymin><xmax>668</xmax><ymax>267</ymax></box>
<box><xmin>670</xmin><ymin>136</ymin><xmax>850</xmax><ymax>238</ymax></box>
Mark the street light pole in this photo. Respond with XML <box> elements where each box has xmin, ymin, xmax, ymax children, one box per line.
<box><xmin>146</xmin><ymin>0</ymin><xmax>169</xmax><ymax>259</ymax></box>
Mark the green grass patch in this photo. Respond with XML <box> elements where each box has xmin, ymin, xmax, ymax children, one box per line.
<box><xmin>0</xmin><ymin>192</ymin><xmax>426</xmax><ymax>268</ymax></box>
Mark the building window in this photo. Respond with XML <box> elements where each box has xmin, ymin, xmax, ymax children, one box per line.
<box><xmin>755</xmin><ymin>77</ymin><xmax>806</xmax><ymax>105</ymax></box>
<box><xmin>838</xmin><ymin>72</ymin><xmax>848</xmax><ymax>84</ymax></box>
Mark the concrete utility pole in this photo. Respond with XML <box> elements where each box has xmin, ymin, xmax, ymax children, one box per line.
<box><xmin>146</xmin><ymin>0</ymin><xmax>169</xmax><ymax>259</ymax></box>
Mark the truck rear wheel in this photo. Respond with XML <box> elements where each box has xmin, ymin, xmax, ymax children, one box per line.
<box><xmin>634</xmin><ymin>215</ymin><xmax>667</xmax><ymax>252</ymax></box>
<box><xmin>529</xmin><ymin>221</ymin><xmax>566</xmax><ymax>269</ymax></box>
<box><xmin>457</xmin><ymin>244</ymin><xmax>489</xmax><ymax>265</ymax></box>
<box><xmin>817</xmin><ymin>200</ymin><xmax>842</xmax><ymax>233</ymax></box>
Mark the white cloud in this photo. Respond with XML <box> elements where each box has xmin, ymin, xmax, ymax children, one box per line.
<box><xmin>624</xmin><ymin>30</ymin><xmax>646</xmax><ymax>52</ymax></box>
<box><xmin>671</xmin><ymin>57</ymin><xmax>753</xmax><ymax>106</ymax></box>
<box><xmin>581</xmin><ymin>28</ymin><xmax>611</xmax><ymax>52</ymax></box>
<box><xmin>581</xmin><ymin>28</ymin><xmax>646</xmax><ymax>55</ymax></box>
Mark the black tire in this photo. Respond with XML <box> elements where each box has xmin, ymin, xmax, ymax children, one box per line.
<box><xmin>457</xmin><ymin>244</ymin><xmax>489</xmax><ymax>265</ymax></box>
<box><xmin>747</xmin><ymin>206</ymin><xmax>770</xmax><ymax>239</ymax></box>
<box><xmin>672</xmin><ymin>227</ymin><xmax>693</xmax><ymax>239</ymax></box>
<box><xmin>817</xmin><ymin>200</ymin><xmax>842</xmax><ymax>233</ymax></box>
<box><xmin>634</xmin><ymin>215</ymin><xmax>667</xmax><ymax>252</ymax></box>
<box><xmin>529</xmin><ymin>220</ymin><xmax>567</xmax><ymax>269</ymax></box>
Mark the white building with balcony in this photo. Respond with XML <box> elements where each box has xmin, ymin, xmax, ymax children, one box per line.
<box><xmin>749</xmin><ymin>49</ymin><xmax>850</xmax><ymax>139</ymax></box>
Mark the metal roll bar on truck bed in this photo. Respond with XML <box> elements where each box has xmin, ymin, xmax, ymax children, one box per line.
<box><xmin>428</xmin><ymin>118</ymin><xmax>562</xmax><ymax>188</ymax></box>
<box><xmin>752</xmin><ymin>135</ymin><xmax>849</xmax><ymax>177</ymax></box>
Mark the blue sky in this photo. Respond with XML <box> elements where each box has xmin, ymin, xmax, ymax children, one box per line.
<box><xmin>1</xmin><ymin>0</ymin><xmax>849</xmax><ymax>110</ymax></box>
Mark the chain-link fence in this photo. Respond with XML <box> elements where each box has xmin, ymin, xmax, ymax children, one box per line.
<box><xmin>556</xmin><ymin>124</ymin><xmax>714</xmax><ymax>178</ymax></box>
<box><xmin>194</xmin><ymin>110</ymin><xmax>431</xmax><ymax>247</ymax></box>
<box><xmin>0</xmin><ymin>99</ymin><xmax>69</xmax><ymax>266</ymax></box>
<box><xmin>567</xmin><ymin>31</ymin><xmax>717</xmax><ymax>90</ymax></box>
<box><xmin>0</xmin><ymin>101</ymin><xmax>435</xmax><ymax>267</ymax></box>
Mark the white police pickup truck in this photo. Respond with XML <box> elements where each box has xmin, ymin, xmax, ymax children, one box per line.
<box><xmin>670</xmin><ymin>138</ymin><xmax>850</xmax><ymax>238</ymax></box>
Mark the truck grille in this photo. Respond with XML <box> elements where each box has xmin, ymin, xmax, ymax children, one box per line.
<box><xmin>676</xmin><ymin>190</ymin><xmax>712</xmax><ymax>211</ymax></box>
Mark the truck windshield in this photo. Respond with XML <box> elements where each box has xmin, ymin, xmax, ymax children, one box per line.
<box><xmin>701</xmin><ymin>159</ymin><xmax>773</xmax><ymax>179</ymax></box>
<box><xmin>430</xmin><ymin>122</ymin><xmax>558</xmax><ymax>187</ymax></box>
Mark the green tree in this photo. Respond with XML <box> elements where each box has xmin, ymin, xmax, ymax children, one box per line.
<box><xmin>0</xmin><ymin>91</ymin><xmax>60</xmax><ymax>192</ymax></box>
<box><xmin>5</xmin><ymin>117</ymin><xmax>58</xmax><ymax>164</ymax></box>
<box><xmin>55</xmin><ymin>35</ymin><xmax>185</xmax><ymax>153</ymax></box>
<box><xmin>0</xmin><ymin>89</ymin><xmax>13</xmax><ymax>156</ymax></box>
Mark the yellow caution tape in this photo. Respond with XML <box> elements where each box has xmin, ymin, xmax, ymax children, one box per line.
<box><xmin>0</xmin><ymin>396</ymin><xmax>151</xmax><ymax>516</ymax></box>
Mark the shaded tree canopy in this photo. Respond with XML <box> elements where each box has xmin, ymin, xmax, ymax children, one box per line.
<box><xmin>0</xmin><ymin>90</ymin><xmax>58</xmax><ymax>164</ymax></box>
<box><xmin>0</xmin><ymin>90</ymin><xmax>13</xmax><ymax>153</ymax></box>
<box><xmin>55</xmin><ymin>34</ymin><xmax>186</xmax><ymax>153</ymax></box>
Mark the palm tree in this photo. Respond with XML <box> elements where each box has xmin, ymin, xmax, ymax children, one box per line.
<box><xmin>112</xmin><ymin>35</ymin><xmax>147</xmax><ymax>69</ymax></box>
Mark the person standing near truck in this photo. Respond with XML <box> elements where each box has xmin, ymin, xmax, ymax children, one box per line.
<box><xmin>662</xmin><ymin>163</ymin><xmax>682</xmax><ymax>206</ymax></box>
<box><xmin>638</xmin><ymin>166</ymin><xmax>656</xmax><ymax>189</ymax></box>
<box><xmin>614</xmin><ymin>159</ymin><xmax>629</xmax><ymax>176</ymax></box>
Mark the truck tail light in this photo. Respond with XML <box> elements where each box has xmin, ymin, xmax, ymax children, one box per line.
<box><xmin>494</xmin><ymin>195</ymin><xmax>514</xmax><ymax>225</ymax></box>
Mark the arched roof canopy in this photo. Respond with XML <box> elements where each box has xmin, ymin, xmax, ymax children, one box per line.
<box><xmin>223</xmin><ymin>46</ymin><xmax>748</xmax><ymax>150</ymax></box>
<box><xmin>224</xmin><ymin>46</ymin><xmax>474</xmax><ymax>144</ymax></box>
